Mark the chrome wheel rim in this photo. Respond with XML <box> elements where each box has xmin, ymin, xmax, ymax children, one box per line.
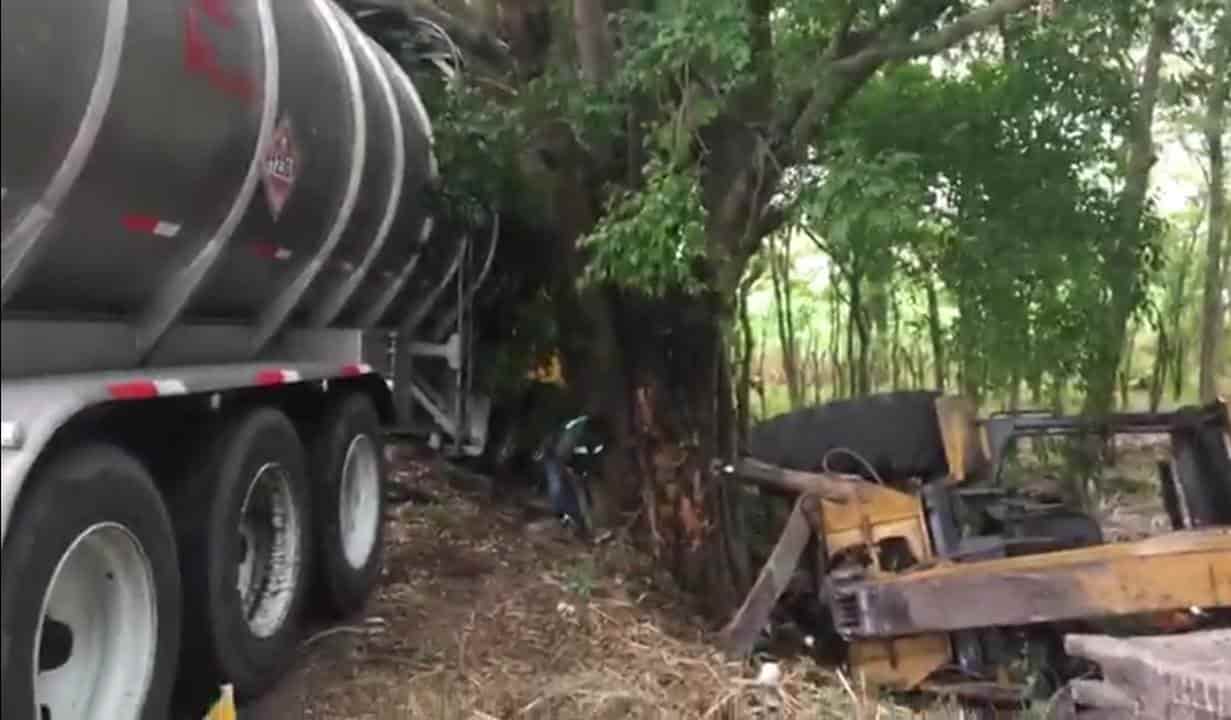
<box><xmin>34</xmin><ymin>522</ymin><xmax>158</xmax><ymax>720</ymax></box>
<box><xmin>236</xmin><ymin>462</ymin><xmax>301</xmax><ymax>638</ymax></box>
<box><xmin>339</xmin><ymin>433</ymin><xmax>381</xmax><ymax>569</ymax></box>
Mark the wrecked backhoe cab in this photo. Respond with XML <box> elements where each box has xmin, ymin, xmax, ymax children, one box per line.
<box><xmin>725</xmin><ymin>396</ymin><xmax>1231</xmax><ymax>711</ymax></box>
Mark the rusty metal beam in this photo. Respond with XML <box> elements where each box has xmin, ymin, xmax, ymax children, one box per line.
<box><xmin>719</xmin><ymin>494</ymin><xmax>818</xmax><ymax>657</ymax></box>
<box><xmin>831</xmin><ymin>528</ymin><xmax>1231</xmax><ymax>638</ymax></box>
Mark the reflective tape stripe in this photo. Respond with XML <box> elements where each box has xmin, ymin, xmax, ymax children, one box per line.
<box><xmin>255</xmin><ymin>368</ymin><xmax>301</xmax><ymax>385</ymax></box>
<box><xmin>340</xmin><ymin>363</ymin><xmax>372</xmax><ymax>377</ymax></box>
<box><xmin>251</xmin><ymin>241</ymin><xmax>293</xmax><ymax>260</ymax></box>
<box><xmin>153</xmin><ymin>221</ymin><xmax>182</xmax><ymax>237</ymax></box>
<box><xmin>108</xmin><ymin>378</ymin><xmax>188</xmax><ymax>399</ymax></box>
<box><xmin>123</xmin><ymin>214</ymin><xmax>182</xmax><ymax>237</ymax></box>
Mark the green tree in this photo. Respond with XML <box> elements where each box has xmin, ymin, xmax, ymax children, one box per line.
<box><xmin>364</xmin><ymin>0</ymin><xmax>1139</xmax><ymax>614</ymax></box>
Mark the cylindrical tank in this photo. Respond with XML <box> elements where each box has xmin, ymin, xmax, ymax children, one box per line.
<box><xmin>1</xmin><ymin>0</ymin><xmax>444</xmax><ymax>362</ymax></box>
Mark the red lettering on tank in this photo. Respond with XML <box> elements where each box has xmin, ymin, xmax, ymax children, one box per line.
<box><xmin>183</xmin><ymin>0</ymin><xmax>255</xmax><ymax>103</ymax></box>
<box><xmin>197</xmin><ymin>0</ymin><xmax>236</xmax><ymax>26</ymax></box>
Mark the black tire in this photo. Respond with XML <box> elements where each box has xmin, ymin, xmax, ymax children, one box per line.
<box><xmin>1</xmin><ymin>444</ymin><xmax>181</xmax><ymax>720</ymax></box>
<box><xmin>310</xmin><ymin>393</ymin><xmax>387</xmax><ymax>617</ymax></box>
<box><xmin>746</xmin><ymin>391</ymin><xmax>949</xmax><ymax>482</ymax></box>
<box><xmin>1171</xmin><ymin>407</ymin><xmax>1231</xmax><ymax>527</ymax></box>
<box><xmin>171</xmin><ymin>407</ymin><xmax>312</xmax><ymax>703</ymax></box>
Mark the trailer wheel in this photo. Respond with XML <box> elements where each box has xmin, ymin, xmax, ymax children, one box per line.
<box><xmin>172</xmin><ymin>407</ymin><xmax>311</xmax><ymax>702</ymax></box>
<box><xmin>311</xmin><ymin>393</ymin><xmax>386</xmax><ymax>616</ymax></box>
<box><xmin>0</xmin><ymin>444</ymin><xmax>180</xmax><ymax>720</ymax></box>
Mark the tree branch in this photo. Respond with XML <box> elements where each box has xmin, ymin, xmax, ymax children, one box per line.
<box><xmin>782</xmin><ymin>0</ymin><xmax>1038</xmax><ymax>158</ymax></box>
<box><xmin>875</xmin><ymin>0</ymin><xmax>1038</xmax><ymax>64</ymax></box>
<box><xmin>832</xmin><ymin>0</ymin><xmax>1038</xmax><ymax>77</ymax></box>
<box><xmin>349</xmin><ymin>0</ymin><xmax>512</xmax><ymax>67</ymax></box>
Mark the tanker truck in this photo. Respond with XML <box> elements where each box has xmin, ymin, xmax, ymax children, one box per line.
<box><xmin>0</xmin><ymin>1</ymin><xmax>493</xmax><ymax>717</ymax></box>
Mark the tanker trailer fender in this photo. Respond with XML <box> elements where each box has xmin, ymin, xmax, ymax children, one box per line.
<box><xmin>0</xmin><ymin>361</ymin><xmax>388</xmax><ymax>545</ymax></box>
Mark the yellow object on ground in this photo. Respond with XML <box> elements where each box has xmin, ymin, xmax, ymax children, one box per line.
<box><xmin>203</xmin><ymin>684</ymin><xmax>236</xmax><ymax>720</ymax></box>
<box><xmin>527</xmin><ymin>352</ymin><xmax>565</xmax><ymax>386</ymax></box>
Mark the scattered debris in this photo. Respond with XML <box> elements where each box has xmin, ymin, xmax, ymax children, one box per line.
<box><xmin>244</xmin><ymin>449</ymin><xmax>900</xmax><ymax>719</ymax></box>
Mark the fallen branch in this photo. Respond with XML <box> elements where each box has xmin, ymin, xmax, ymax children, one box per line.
<box><xmin>729</xmin><ymin>457</ymin><xmax>858</xmax><ymax>503</ymax></box>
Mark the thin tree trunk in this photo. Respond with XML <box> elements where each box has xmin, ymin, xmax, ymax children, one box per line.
<box><xmin>847</xmin><ymin>283</ymin><xmax>858</xmax><ymax>396</ymax></box>
<box><xmin>1174</xmin><ymin>218</ymin><xmax>1202</xmax><ymax>402</ymax></box>
<box><xmin>811</xmin><ymin>332</ymin><xmax>823</xmax><ymax>405</ymax></box>
<box><xmin>926</xmin><ymin>277</ymin><xmax>946</xmax><ymax>391</ymax></box>
<box><xmin>1199</xmin><ymin>8</ymin><xmax>1230</xmax><ymax>402</ymax></box>
<box><xmin>756</xmin><ymin>321</ymin><xmax>768</xmax><ymax>419</ymax></box>
<box><xmin>1173</xmin><ymin>336</ymin><xmax>1187</xmax><ymax>401</ymax></box>
<box><xmin>735</xmin><ymin>265</ymin><xmax>760</xmax><ymax>448</ymax></box>
<box><xmin>830</xmin><ymin>270</ymin><xmax>844</xmax><ymax>398</ymax></box>
<box><xmin>849</xmin><ymin>273</ymin><xmax>871</xmax><ymax>396</ymax></box>
<box><xmin>891</xmin><ymin>289</ymin><xmax>902</xmax><ymax>389</ymax></box>
<box><xmin>769</xmin><ymin>235</ymin><xmax>803</xmax><ymax>408</ymax></box>
<box><xmin>736</xmin><ymin>292</ymin><xmax>752</xmax><ymax>447</ymax></box>
<box><xmin>1083</xmin><ymin>0</ymin><xmax>1174</xmax><ymax>417</ymax></box>
<box><xmin>1120</xmin><ymin>321</ymin><xmax>1137</xmax><ymax>410</ymax></box>
<box><xmin>1150</xmin><ymin>323</ymin><xmax>1169</xmax><ymax>412</ymax></box>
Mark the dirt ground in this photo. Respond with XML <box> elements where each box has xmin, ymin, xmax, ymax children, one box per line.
<box><xmin>241</xmin><ymin>446</ymin><xmax>871</xmax><ymax>720</ymax></box>
<box><xmin>235</xmin><ymin>435</ymin><xmax>1179</xmax><ymax>720</ymax></box>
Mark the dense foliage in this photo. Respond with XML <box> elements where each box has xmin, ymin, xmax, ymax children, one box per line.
<box><xmin>359</xmin><ymin>0</ymin><xmax>1229</xmax><ymax>608</ymax></box>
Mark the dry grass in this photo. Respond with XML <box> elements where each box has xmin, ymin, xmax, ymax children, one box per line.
<box><xmin>247</xmin><ymin>447</ymin><xmax>940</xmax><ymax>720</ymax></box>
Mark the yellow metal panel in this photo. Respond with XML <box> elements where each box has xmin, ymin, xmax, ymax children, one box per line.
<box><xmin>819</xmin><ymin>484</ymin><xmax>922</xmax><ymax>534</ymax></box>
<box><xmin>818</xmin><ymin>482</ymin><xmax>933</xmax><ymax>568</ymax></box>
<box><xmin>840</xmin><ymin>528</ymin><xmax>1231</xmax><ymax>637</ymax></box>
<box><xmin>880</xmin><ymin>527</ymin><xmax>1231</xmax><ymax>581</ymax></box>
<box><xmin>850</xmin><ymin>634</ymin><xmax>951</xmax><ymax>691</ymax></box>
<box><xmin>934</xmin><ymin>395</ymin><xmax>988</xmax><ymax>484</ymax></box>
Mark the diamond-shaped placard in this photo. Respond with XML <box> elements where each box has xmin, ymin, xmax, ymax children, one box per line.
<box><xmin>262</xmin><ymin>114</ymin><xmax>300</xmax><ymax>221</ymax></box>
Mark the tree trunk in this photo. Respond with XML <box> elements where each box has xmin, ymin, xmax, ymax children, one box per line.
<box><xmin>926</xmin><ymin>277</ymin><xmax>946</xmax><ymax>391</ymax></box>
<box><xmin>756</xmin><ymin>321</ymin><xmax>768</xmax><ymax>419</ymax></box>
<box><xmin>735</xmin><ymin>267</ymin><xmax>759</xmax><ymax>448</ymax></box>
<box><xmin>1199</xmin><ymin>8</ymin><xmax>1230</xmax><ymax>402</ymax></box>
<box><xmin>1120</xmin><ymin>321</ymin><xmax>1137</xmax><ymax>411</ymax></box>
<box><xmin>1173</xmin><ymin>336</ymin><xmax>1188</xmax><ymax>401</ymax></box>
<box><xmin>849</xmin><ymin>273</ymin><xmax>871</xmax><ymax>395</ymax></box>
<box><xmin>624</xmin><ymin>292</ymin><xmax>747</xmax><ymax>617</ymax></box>
<box><xmin>1083</xmin><ymin>0</ymin><xmax>1173</xmax><ymax>417</ymax></box>
<box><xmin>1150</xmin><ymin>323</ymin><xmax>1168</xmax><ymax>412</ymax></box>
<box><xmin>573</xmin><ymin>0</ymin><xmax>614</xmax><ymax>83</ymax></box>
<box><xmin>769</xmin><ymin>234</ymin><xmax>803</xmax><ymax>408</ymax></box>
<box><xmin>814</xmin><ymin>340</ymin><xmax>823</xmax><ymax>404</ymax></box>
<box><xmin>891</xmin><ymin>288</ymin><xmax>902</xmax><ymax>389</ymax></box>
<box><xmin>830</xmin><ymin>269</ymin><xmax>844</xmax><ymax>398</ymax></box>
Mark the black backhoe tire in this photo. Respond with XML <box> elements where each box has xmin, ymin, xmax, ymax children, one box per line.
<box><xmin>1171</xmin><ymin>407</ymin><xmax>1231</xmax><ymax>527</ymax></box>
<box><xmin>746</xmin><ymin>391</ymin><xmax>949</xmax><ymax>482</ymax></box>
<box><xmin>310</xmin><ymin>393</ymin><xmax>387</xmax><ymax>618</ymax></box>
<box><xmin>1</xmin><ymin>444</ymin><xmax>181</xmax><ymax>720</ymax></box>
<box><xmin>171</xmin><ymin>407</ymin><xmax>313</xmax><ymax>704</ymax></box>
